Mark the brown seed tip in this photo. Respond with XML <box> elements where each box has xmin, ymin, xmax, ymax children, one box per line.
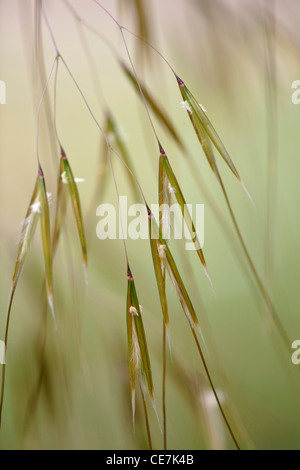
<box><xmin>175</xmin><ymin>75</ymin><xmax>185</xmax><ymax>88</ymax></box>
<box><xmin>158</xmin><ymin>141</ymin><xmax>166</xmax><ymax>157</ymax></box>
<box><xmin>38</xmin><ymin>163</ymin><xmax>44</xmax><ymax>179</ymax></box>
<box><xmin>146</xmin><ymin>205</ymin><xmax>153</xmax><ymax>219</ymax></box>
<box><xmin>127</xmin><ymin>265</ymin><xmax>133</xmax><ymax>281</ymax></box>
<box><xmin>60</xmin><ymin>145</ymin><xmax>67</xmax><ymax>160</ymax></box>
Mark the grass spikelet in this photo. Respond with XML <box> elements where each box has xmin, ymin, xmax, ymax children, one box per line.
<box><xmin>158</xmin><ymin>144</ymin><xmax>212</xmax><ymax>286</ymax></box>
<box><xmin>148</xmin><ymin>207</ymin><xmax>170</xmax><ymax>348</ymax></box>
<box><xmin>12</xmin><ymin>178</ymin><xmax>40</xmax><ymax>288</ymax></box>
<box><xmin>159</xmin><ymin>150</ymin><xmax>171</xmax><ymax>237</ymax></box>
<box><xmin>52</xmin><ymin>157</ymin><xmax>68</xmax><ymax>254</ymax></box>
<box><xmin>126</xmin><ymin>266</ymin><xmax>155</xmax><ymax>426</ymax></box>
<box><xmin>148</xmin><ymin>209</ymin><xmax>204</xmax><ymax>341</ymax></box>
<box><xmin>60</xmin><ymin>146</ymin><xmax>88</xmax><ymax>284</ymax></box>
<box><xmin>1</xmin><ymin>175</ymin><xmax>47</xmax><ymax>425</ymax></box>
<box><xmin>38</xmin><ymin>163</ymin><xmax>56</xmax><ymax>323</ymax></box>
<box><xmin>176</xmin><ymin>76</ymin><xmax>250</xmax><ymax>197</ymax></box>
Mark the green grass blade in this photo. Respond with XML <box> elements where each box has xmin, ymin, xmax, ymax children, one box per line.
<box><xmin>159</xmin><ymin>147</ymin><xmax>211</xmax><ymax>284</ymax></box>
<box><xmin>126</xmin><ymin>270</ymin><xmax>136</xmax><ymax>424</ymax></box>
<box><xmin>38</xmin><ymin>164</ymin><xmax>55</xmax><ymax>322</ymax></box>
<box><xmin>159</xmin><ymin>148</ymin><xmax>171</xmax><ymax>256</ymax></box>
<box><xmin>183</xmin><ymin>103</ymin><xmax>219</xmax><ymax>177</ymax></box>
<box><xmin>177</xmin><ymin>76</ymin><xmax>241</xmax><ymax>181</ymax></box>
<box><xmin>148</xmin><ymin>210</ymin><xmax>170</xmax><ymax>333</ymax></box>
<box><xmin>0</xmin><ymin>177</ymin><xmax>41</xmax><ymax>425</ymax></box>
<box><xmin>61</xmin><ymin>147</ymin><xmax>88</xmax><ymax>281</ymax></box>
<box><xmin>52</xmin><ymin>158</ymin><xmax>68</xmax><ymax>254</ymax></box>
<box><xmin>127</xmin><ymin>267</ymin><xmax>154</xmax><ymax>399</ymax></box>
<box><xmin>148</xmin><ymin>211</ymin><xmax>204</xmax><ymax>339</ymax></box>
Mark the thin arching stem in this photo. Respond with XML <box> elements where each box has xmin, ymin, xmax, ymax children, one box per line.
<box><xmin>190</xmin><ymin>328</ymin><xmax>240</xmax><ymax>450</ymax></box>
<box><xmin>41</xmin><ymin>2</ymin><xmax>59</xmax><ymax>54</ymax></box>
<box><xmin>42</xmin><ymin>0</ymin><xmax>130</xmax><ymax>266</ymax></box>
<box><xmin>53</xmin><ymin>57</ymin><xmax>62</xmax><ymax>147</ymax></box>
<box><xmin>91</xmin><ymin>0</ymin><xmax>161</xmax><ymax>146</ymax></box>
<box><xmin>36</xmin><ymin>54</ymin><xmax>59</xmax><ymax>165</ymax></box>
<box><xmin>0</xmin><ymin>289</ymin><xmax>15</xmax><ymax>426</ymax></box>
<box><xmin>162</xmin><ymin>322</ymin><xmax>167</xmax><ymax>450</ymax></box>
<box><xmin>218</xmin><ymin>175</ymin><xmax>290</xmax><ymax>350</ymax></box>
<box><xmin>110</xmin><ymin>148</ymin><xmax>148</xmax><ymax>206</ymax></box>
<box><xmin>121</xmin><ymin>26</ymin><xmax>177</xmax><ymax>77</ymax></box>
<box><xmin>60</xmin><ymin>62</ymin><xmax>130</xmax><ymax>266</ymax></box>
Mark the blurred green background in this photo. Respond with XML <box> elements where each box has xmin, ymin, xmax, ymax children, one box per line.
<box><xmin>1</xmin><ymin>0</ymin><xmax>300</xmax><ymax>450</ymax></box>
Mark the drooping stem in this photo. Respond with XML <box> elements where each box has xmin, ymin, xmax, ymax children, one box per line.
<box><xmin>162</xmin><ymin>321</ymin><xmax>167</xmax><ymax>450</ymax></box>
<box><xmin>218</xmin><ymin>174</ymin><xmax>290</xmax><ymax>351</ymax></box>
<box><xmin>91</xmin><ymin>0</ymin><xmax>161</xmax><ymax>146</ymax></box>
<box><xmin>190</xmin><ymin>328</ymin><xmax>240</xmax><ymax>450</ymax></box>
<box><xmin>36</xmin><ymin>54</ymin><xmax>59</xmax><ymax>165</ymax></box>
<box><xmin>0</xmin><ymin>288</ymin><xmax>16</xmax><ymax>427</ymax></box>
<box><xmin>42</xmin><ymin>4</ymin><xmax>132</xmax><ymax>268</ymax></box>
<box><xmin>140</xmin><ymin>382</ymin><xmax>153</xmax><ymax>450</ymax></box>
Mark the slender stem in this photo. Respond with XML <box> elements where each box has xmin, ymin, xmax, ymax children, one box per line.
<box><xmin>0</xmin><ymin>287</ymin><xmax>16</xmax><ymax>427</ymax></box>
<box><xmin>41</xmin><ymin>2</ymin><xmax>59</xmax><ymax>54</ymax></box>
<box><xmin>34</xmin><ymin>2</ymin><xmax>58</xmax><ymax>167</ymax></box>
<box><xmin>36</xmin><ymin>54</ymin><xmax>59</xmax><ymax>165</ymax></box>
<box><xmin>162</xmin><ymin>321</ymin><xmax>167</xmax><ymax>450</ymax></box>
<box><xmin>59</xmin><ymin>56</ymin><xmax>110</xmax><ymax>148</ymax></box>
<box><xmin>218</xmin><ymin>175</ymin><xmax>290</xmax><ymax>351</ymax></box>
<box><xmin>121</xmin><ymin>26</ymin><xmax>177</xmax><ymax>76</ymax></box>
<box><xmin>110</xmin><ymin>148</ymin><xmax>148</xmax><ymax>206</ymax></box>
<box><xmin>91</xmin><ymin>0</ymin><xmax>161</xmax><ymax>146</ymax></box>
<box><xmin>119</xmin><ymin>28</ymin><xmax>160</xmax><ymax>144</ymax></box>
<box><xmin>91</xmin><ymin>0</ymin><xmax>176</xmax><ymax>76</ymax></box>
<box><xmin>107</xmin><ymin>150</ymin><xmax>129</xmax><ymax>267</ymax></box>
<box><xmin>91</xmin><ymin>0</ymin><xmax>121</xmax><ymax>29</ymax></box>
<box><xmin>41</xmin><ymin>4</ymin><xmax>131</xmax><ymax>266</ymax></box>
<box><xmin>63</xmin><ymin>0</ymin><xmax>121</xmax><ymax>63</ymax></box>
<box><xmin>191</xmin><ymin>328</ymin><xmax>240</xmax><ymax>450</ymax></box>
<box><xmin>60</xmin><ymin>55</ymin><xmax>129</xmax><ymax>265</ymax></box>
<box><xmin>53</xmin><ymin>58</ymin><xmax>61</xmax><ymax>146</ymax></box>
